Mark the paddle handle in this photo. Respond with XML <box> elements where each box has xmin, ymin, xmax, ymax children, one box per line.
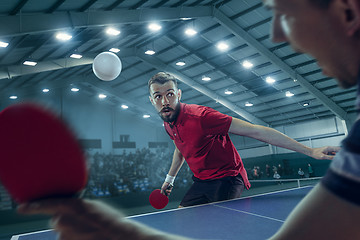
<box><xmin>163</xmin><ymin>184</ymin><xmax>173</xmax><ymax>197</ymax></box>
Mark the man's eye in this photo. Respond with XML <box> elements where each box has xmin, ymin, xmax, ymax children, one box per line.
<box><xmin>168</xmin><ymin>93</ymin><xmax>174</xmax><ymax>97</ymax></box>
<box><xmin>155</xmin><ymin>95</ymin><xmax>161</xmax><ymax>99</ymax></box>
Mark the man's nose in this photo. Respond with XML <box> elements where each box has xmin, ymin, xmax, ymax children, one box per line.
<box><xmin>270</xmin><ymin>14</ymin><xmax>287</xmax><ymax>43</ymax></box>
<box><xmin>162</xmin><ymin>96</ymin><xmax>170</xmax><ymax>105</ymax></box>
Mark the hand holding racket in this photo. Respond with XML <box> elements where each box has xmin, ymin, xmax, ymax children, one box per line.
<box><xmin>161</xmin><ymin>181</ymin><xmax>173</xmax><ymax>197</ymax></box>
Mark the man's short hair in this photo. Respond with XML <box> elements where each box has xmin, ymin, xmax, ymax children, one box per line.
<box><xmin>148</xmin><ymin>72</ymin><xmax>178</xmax><ymax>91</ymax></box>
<box><xmin>310</xmin><ymin>0</ymin><xmax>333</xmax><ymax>8</ymax></box>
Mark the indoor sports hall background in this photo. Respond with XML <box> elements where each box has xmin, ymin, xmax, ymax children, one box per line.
<box><xmin>0</xmin><ymin>0</ymin><xmax>357</xmax><ymax>239</ymax></box>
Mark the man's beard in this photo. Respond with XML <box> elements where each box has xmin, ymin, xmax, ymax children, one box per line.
<box><xmin>159</xmin><ymin>103</ymin><xmax>180</xmax><ymax>123</ymax></box>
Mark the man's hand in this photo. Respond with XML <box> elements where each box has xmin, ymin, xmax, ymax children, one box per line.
<box><xmin>161</xmin><ymin>182</ymin><xmax>173</xmax><ymax>196</ymax></box>
<box><xmin>310</xmin><ymin>146</ymin><xmax>341</xmax><ymax>160</ymax></box>
<box><xmin>17</xmin><ymin>198</ymin><xmax>187</xmax><ymax>240</ymax></box>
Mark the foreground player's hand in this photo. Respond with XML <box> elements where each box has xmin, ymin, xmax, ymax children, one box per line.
<box><xmin>17</xmin><ymin>198</ymin><xmax>188</xmax><ymax>240</ymax></box>
<box><xmin>310</xmin><ymin>146</ymin><xmax>340</xmax><ymax>160</ymax></box>
<box><xmin>161</xmin><ymin>182</ymin><xmax>173</xmax><ymax>196</ymax></box>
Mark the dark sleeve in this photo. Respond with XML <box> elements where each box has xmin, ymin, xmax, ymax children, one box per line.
<box><xmin>342</xmin><ymin>120</ymin><xmax>360</xmax><ymax>154</ymax></box>
<box><xmin>321</xmin><ymin>168</ymin><xmax>360</xmax><ymax>206</ymax></box>
<box><xmin>321</xmin><ymin>117</ymin><xmax>360</xmax><ymax>206</ymax></box>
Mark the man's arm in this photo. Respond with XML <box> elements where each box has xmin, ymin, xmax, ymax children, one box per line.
<box><xmin>168</xmin><ymin>143</ymin><xmax>185</xmax><ymax>177</ymax></box>
<box><xmin>270</xmin><ymin>183</ymin><xmax>360</xmax><ymax>240</ymax></box>
<box><xmin>161</xmin><ymin>142</ymin><xmax>185</xmax><ymax>195</ymax></box>
<box><xmin>228</xmin><ymin>117</ymin><xmax>339</xmax><ymax>160</ymax></box>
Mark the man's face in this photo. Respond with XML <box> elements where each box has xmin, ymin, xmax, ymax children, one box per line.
<box><xmin>149</xmin><ymin>81</ymin><xmax>182</xmax><ymax>122</ymax></box>
<box><xmin>263</xmin><ymin>0</ymin><xmax>359</xmax><ymax>88</ymax></box>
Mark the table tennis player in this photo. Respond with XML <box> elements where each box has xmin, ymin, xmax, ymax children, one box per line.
<box><xmin>148</xmin><ymin>71</ymin><xmax>338</xmax><ymax>208</ymax></box>
<box><xmin>17</xmin><ymin>0</ymin><xmax>360</xmax><ymax>239</ymax></box>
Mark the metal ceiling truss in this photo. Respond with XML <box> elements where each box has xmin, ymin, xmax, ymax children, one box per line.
<box><xmin>0</xmin><ymin>3</ymin><xmax>350</xmax><ymax>127</ymax></box>
<box><xmin>0</xmin><ymin>6</ymin><xmax>214</xmax><ymax>37</ymax></box>
<box><xmin>212</xmin><ymin>8</ymin><xmax>348</xmax><ymax>121</ymax></box>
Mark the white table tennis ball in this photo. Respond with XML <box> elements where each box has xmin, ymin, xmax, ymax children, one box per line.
<box><xmin>92</xmin><ymin>52</ymin><xmax>122</xmax><ymax>81</ymax></box>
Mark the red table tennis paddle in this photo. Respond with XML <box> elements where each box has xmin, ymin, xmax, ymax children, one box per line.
<box><xmin>0</xmin><ymin>103</ymin><xmax>88</xmax><ymax>203</ymax></box>
<box><xmin>149</xmin><ymin>189</ymin><xmax>169</xmax><ymax>209</ymax></box>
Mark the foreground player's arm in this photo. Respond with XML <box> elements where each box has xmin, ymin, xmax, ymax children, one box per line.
<box><xmin>228</xmin><ymin>117</ymin><xmax>339</xmax><ymax>160</ymax></box>
<box><xmin>18</xmin><ymin>199</ymin><xmax>191</xmax><ymax>240</ymax></box>
<box><xmin>161</xmin><ymin>143</ymin><xmax>185</xmax><ymax>195</ymax></box>
<box><xmin>269</xmin><ymin>183</ymin><xmax>360</xmax><ymax>240</ymax></box>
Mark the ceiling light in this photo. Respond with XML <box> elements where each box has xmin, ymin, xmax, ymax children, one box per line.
<box><xmin>9</xmin><ymin>95</ymin><xmax>17</xmax><ymax>100</ymax></box>
<box><xmin>176</xmin><ymin>61</ymin><xmax>186</xmax><ymax>66</ymax></box>
<box><xmin>217</xmin><ymin>42</ymin><xmax>229</xmax><ymax>51</ymax></box>
<box><xmin>143</xmin><ymin>114</ymin><xmax>151</xmax><ymax>118</ymax></box>
<box><xmin>23</xmin><ymin>60</ymin><xmax>37</xmax><ymax>66</ymax></box>
<box><xmin>56</xmin><ymin>32</ymin><xmax>72</xmax><ymax>41</ymax></box>
<box><xmin>245</xmin><ymin>102</ymin><xmax>254</xmax><ymax>107</ymax></box>
<box><xmin>202</xmin><ymin>76</ymin><xmax>211</xmax><ymax>81</ymax></box>
<box><xmin>121</xmin><ymin>104</ymin><xmax>129</xmax><ymax>109</ymax></box>
<box><xmin>71</xmin><ymin>88</ymin><xmax>79</xmax><ymax>92</ymax></box>
<box><xmin>224</xmin><ymin>90</ymin><xmax>233</xmax><ymax>95</ymax></box>
<box><xmin>303</xmin><ymin>102</ymin><xmax>310</xmax><ymax>107</ymax></box>
<box><xmin>285</xmin><ymin>91</ymin><xmax>294</xmax><ymax>97</ymax></box>
<box><xmin>106</xmin><ymin>27</ymin><xmax>120</xmax><ymax>36</ymax></box>
<box><xmin>98</xmin><ymin>94</ymin><xmax>107</xmax><ymax>99</ymax></box>
<box><xmin>145</xmin><ymin>50</ymin><xmax>156</xmax><ymax>55</ymax></box>
<box><xmin>242</xmin><ymin>60</ymin><xmax>253</xmax><ymax>69</ymax></box>
<box><xmin>70</xmin><ymin>53</ymin><xmax>82</xmax><ymax>59</ymax></box>
<box><xmin>180</xmin><ymin>17</ymin><xmax>192</xmax><ymax>20</ymax></box>
<box><xmin>0</xmin><ymin>41</ymin><xmax>9</xmax><ymax>48</ymax></box>
<box><xmin>265</xmin><ymin>77</ymin><xmax>276</xmax><ymax>84</ymax></box>
<box><xmin>109</xmin><ymin>48</ymin><xmax>120</xmax><ymax>53</ymax></box>
<box><xmin>42</xmin><ymin>88</ymin><xmax>50</xmax><ymax>93</ymax></box>
<box><xmin>185</xmin><ymin>28</ymin><xmax>197</xmax><ymax>36</ymax></box>
<box><xmin>148</xmin><ymin>23</ymin><xmax>162</xmax><ymax>31</ymax></box>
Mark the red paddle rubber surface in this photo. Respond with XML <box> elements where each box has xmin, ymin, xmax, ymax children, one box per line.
<box><xmin>0</xmin><ymin>103</ymin><xmax>88</xmax><ymax>203</ymax></box>
<box><xmin>149</xmin><ymin>189</ymin><xmax>169</xmax><ymax>209</ymax></box>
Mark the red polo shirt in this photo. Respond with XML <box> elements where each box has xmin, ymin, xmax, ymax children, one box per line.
<box><xmin>164</xmin><ymin>103</ymin><xmax>250</xmax><ymax>189</ymax></box>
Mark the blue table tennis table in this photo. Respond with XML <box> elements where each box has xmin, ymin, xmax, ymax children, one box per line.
<box><xmin>11</xmin><ymin>186</ymin><xmax>312</xmax><ymax>240</ymax></box>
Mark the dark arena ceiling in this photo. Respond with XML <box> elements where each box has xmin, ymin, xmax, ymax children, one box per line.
<box><xmin>0</xmin><ymin>0</ymin><xmax>356</xmax><ymax>126</ymax></box>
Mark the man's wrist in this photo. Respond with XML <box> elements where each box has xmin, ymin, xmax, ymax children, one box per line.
<box><xmin>305</xmin><ymin>147</ymin><xmax>314</xmax><ymax>157</ymax></box>
<box><xmin>165</xmin><ymin>174</ymin><xmax>175</xmax><ymax>185</ymax></box>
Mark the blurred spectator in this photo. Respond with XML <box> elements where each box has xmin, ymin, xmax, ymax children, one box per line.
<box><xmin>257</xmin><ymin>166</ymin><xmax>263</xmax><ymax>179</ymax></box>
<box><xmin>277</xmin><ymin>164</ymin><xmax>283</xmax><ymax>176</ymax></box>
<box><xmin>298</xmin><ymin>168</ymin><xmax>305</xmax><ymax>178</ymax></box>
<box><xmin>252</xmin><ymin>166</ymin><xmax>259</xmax><ymax>179</ymax></box>
<box><xmin>273</xmin><ymin>171</ymin><xmax>281</xmax><ymax>185</ymax></box>
<box><xmin>265</xmin><ymin>164</ymin><xmax>271</xmax><ymax>178</ymax></box>
<box><xmin>308</xmin><ymin>163</ymin><xmax>314</xmax><ymax>178</ymax></box>
<box><xmin>272</xmin><ymin>165</ymin><xmax>278</xmax><ymax>175</ymax></box>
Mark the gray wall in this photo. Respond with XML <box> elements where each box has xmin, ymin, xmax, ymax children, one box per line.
<box><xmin>231</xmin><ymin>116</ymin><xmax>349</xmax><ymax>158</ymax></box>
<box><xmin>1</xmin><ymin>84</ymin><xmax>356</xmax><ymax>157</ymax></box>
<box><xmin>0</xmin><ymin>86</ymin><xmax>171</xmax><ymax>154</ymax></box>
